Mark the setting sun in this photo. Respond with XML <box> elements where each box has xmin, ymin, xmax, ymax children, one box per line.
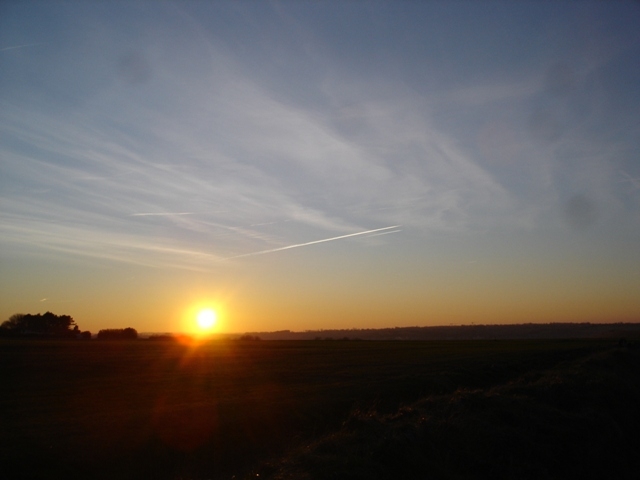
<box><xmin>180</xmin><ymin>302</ymin><xmax>225</xmax><ymax>336</ymax></box>
<box><xmin>196</xmin><ymin>309</ymin><xmax>217</xmax><ymax>330</ymax></box>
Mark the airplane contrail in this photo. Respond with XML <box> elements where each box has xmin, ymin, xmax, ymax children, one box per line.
<box><xmin>366</xmin><ymin>229</ymin><xmax>403</xmax><ymax>238</ymax></box>
<box><xmin>230</xmin><ymin>225</ymin><xmax>401</xmax><ymax>259</ymax></box>
<box><xmin>130</xmin><ymin>212</ymin><xmax>195</xmax><ymax>216</ymax></box>
<box><xmin>0</xmin><ymin>43</ymin><xmax>44</xmax><ymax>52</ymax></box>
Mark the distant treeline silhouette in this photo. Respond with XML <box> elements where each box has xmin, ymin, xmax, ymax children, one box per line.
<box><xmin>97</xmin><ymin>328</ymin><xmax>138</xmax><ymax>340</ymax></box>
<box><xmin>0</xmin><ymin>313</ymin><xmax>141</xmax><ymax>341</ymax></box>
<box><xmin>244</xmin><ymin>323</ymin><xmax>640</xmax><ymax>341</ymax></box>
<box><xmin>0</xmin><ymin>312</ymin><xmax>91</xmax><ymax>339</ymax></box>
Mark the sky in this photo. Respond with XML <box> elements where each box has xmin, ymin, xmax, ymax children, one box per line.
<box><xmin>1</xmin><ymin>1</ymin><xmax>639</xmax><ymax>335</ymax></box>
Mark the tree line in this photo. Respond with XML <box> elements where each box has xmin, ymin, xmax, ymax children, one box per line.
<box><xmin>96</xmin><ymin>328</ymin><xmax>138</xmax><ymax>340</ymax></box>
<box><xmin>0</xmin><ymin>312</ymin><xmax>137</xmax><ymax>340</ymax></box>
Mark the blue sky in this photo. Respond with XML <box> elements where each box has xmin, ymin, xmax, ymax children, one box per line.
<box><xmin>1</xmin><ymin>1</ymin><xmax>639</xmax><ymax>333</ymax></box>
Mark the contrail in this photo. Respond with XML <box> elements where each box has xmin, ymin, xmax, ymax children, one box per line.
<box><xmin>130</xmin><ymin>212</ymin><xmax>195</xmax><ymax>216</ymax></box>
<box><xmin>366</xmin><ymin>229</ymin><xmax>402</xmax><ymax>238</ymax></box>
<box><xmin>230</xmin><ymin>225</ymin><xmax>401</xmax><ymax>259</ymax></box>
<box><xmin>0</xmin><ymin>43</ymin><xmax>44</xmax><ymax>52</ymax></box>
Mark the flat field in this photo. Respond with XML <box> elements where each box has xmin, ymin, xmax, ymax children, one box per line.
<box><xmin>0</xmin><ymin>338</ymin><xmax>638</xmax><ymax>479</ymax></box>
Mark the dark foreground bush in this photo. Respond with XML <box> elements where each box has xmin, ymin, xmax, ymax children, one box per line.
<box><xmin>256</xmin><ymin>345</ymin><xmax>640</xmax><ymax>480</ymax></box>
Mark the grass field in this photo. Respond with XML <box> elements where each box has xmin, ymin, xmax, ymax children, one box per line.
<box><xmin>1</xmin><ymin>338</ymin><xmax>638</xmax><ymax>479</ymax></box>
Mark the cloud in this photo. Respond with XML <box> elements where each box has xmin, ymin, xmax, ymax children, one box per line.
<box><xmin>621</xmin><ymin>171</ymin><xmax>640</xmax><ymax>191</ymax></box>
<box><xmin>442</xmin><ymin>78</ymin><xmax>541</xmax><ymax>107</ymax></box>
<box><xmin>2</xmin><ymin>1</ymin><xmax>637</xmax><ymax>272</ymax></box>
<box><xmin>0</xmin><ymin>44</ymin><xmax>519</xmax><ymax>269</ymax></box>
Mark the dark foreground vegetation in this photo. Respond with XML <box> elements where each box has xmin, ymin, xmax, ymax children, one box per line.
<box><xmin>264</xmin><ymin>343</ymin><xmax>640</xmax><ymax>480</ymax></box>
<box><xmin>1</xmin><ymin>337</ymin><xmax>639</xmax><ymax>479</ymax></box>
<box><xmin>0</xmin><ymin>312</ymin><xmax>91</xmax><ymax>339</ymax></box>
<box><xmin>0</xmin><ymin>311</ymin><xmax>138</xmax><ymax>341</ymax></box>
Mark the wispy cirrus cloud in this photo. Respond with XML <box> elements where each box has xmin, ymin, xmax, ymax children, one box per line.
<box><xmin>3</xmin><ymin>0</ymin><xmax>637</xmax><ymax>275</ymax></box>
<box><xmin>0</xmin><ymin>58</ymin><xmax>518</xmax><ymax>269</ymax></box>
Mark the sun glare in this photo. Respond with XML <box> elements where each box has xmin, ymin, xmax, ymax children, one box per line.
<box><xmin>181</xmin><ymin>302</ymin><xmax>225</xmax><ymax>338</ymax></box>
<box><xmin>196</xmin><ymin>309</ymin><xmax>217</xmax><ymax>331</ymax></box>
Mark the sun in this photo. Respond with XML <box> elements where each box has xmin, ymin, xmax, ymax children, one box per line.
<box><xmin>196</xmin><ymin>309</ymin><xmax>217</xmax><ymax>331</ymax></box>
<box><xmin>181</xmin><ymin>303</ymin><xmax>225</xmax><ymax>338</ymax></box>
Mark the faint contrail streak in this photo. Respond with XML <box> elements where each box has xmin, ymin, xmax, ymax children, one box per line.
<box><xmin>230</xmin><ymin>225</ymin><xmax>401</xmax><ymax>259</ymax></box>
<box><xmin>0</xmin><ymin>43</ymin><xmax>44</xmax><ymax>52</ymax></box>
<box><xmin>366</xmin><ymin>229</ymin><xmax>402</xmax><ymax>238</ymax></box>
<box><xmin>130</xmin><ymin>212</ymin><xmax>195</xmax><ymax>216</ymax></box>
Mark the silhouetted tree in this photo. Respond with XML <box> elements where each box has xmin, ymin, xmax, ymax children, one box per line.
<box><xmin>1</xmin><ymin>312</ymin><xmax>77</xmax><ymax>337</ymax></box>
<box><xmin>122</xmin><ymin>327</ymin><xmax>137</xmax><ymax>339</ymax></box>
<box><xmin>0</xmin><ymin>313</ymin><xmax>24</xmax><ymax>334</ymax></box>
<box><xmin>97</xmin><ymin>328</ymin><xmax>138</xmax><ymax>340</ymax></box>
